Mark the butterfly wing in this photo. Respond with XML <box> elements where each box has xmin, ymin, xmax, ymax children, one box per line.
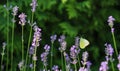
<box><xmin>80</xmin><ymin>37</ymin><xmax>89</xmax><ymax>49</ymax></box>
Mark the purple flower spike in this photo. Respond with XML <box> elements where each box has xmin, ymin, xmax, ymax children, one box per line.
<box><xmin>52</xmin><ymin>65</ymin><xmax>59</xmax><ymax>71</ymax></box>
<box><xmin>107</xmin><ymin>16</ymin><xmax>115</xmax><ymax>23</ymax></box>
<box><xmin>75</xmin><ymin>37</ymin><xmax>80</xmax><ymax>48</ymax></box>
<box><xmin>70</xmin><ymin>45</ymin><xmax>80</xmax><ymax>64</ymax></box>
<box><xmin>12</xmin><ymin>6</ymin><xmax>18</xmax><ymax>16</ymax></box>
<box><xmin>99</xmin><ymin>61</ymin><xmax>108</xmax><ymax>71</ymax></box>
<box><xmin>50</xmin><ymin>34</ymin><xmax>57</xmax><ymax>43</ymax></box>
<box><xmin>29</xmin><ymin>46</ymin><xmax>34</xmax><ymax>55</ymax></box>
<box><xmin>41</xmin><ymin>52</ymin><xmax>48</xmax><ymax>66</ymax></box>
<box><xmin>19</xmin><ymin>13</ymin><xmax>27</xmax><ymax>26</ymax></box>
<box><xmin>30</xmin><ymin>0</ymin><xmax>38</xmax><ymax>12</ymax></box>
<box><xmin>58</xmin><ymin>35</ymin><xmax>65</xmax><ymax>43</ymax></box>
<box><xmin>44</xmin><ymin>44</ymin><xmax>50</xmax><ymax>52</ymax></box>
<box><xmin>32</xmin><ymin>25</ymin><xmax>42</xmax><ymax>47</ymax></box>
<box><xmin>105</xmin><ymin>43</ymin><xmax>114</xmax><ymax>57</ymax></box>
<box><xmin>117</xmin><ymin>54</ymin><xmax>120</xmax><ymax>70</ymax></box>
<box><xmin>107</xmin><ymin>16</ymin><xmax>115</xmax><ymax>28</ymax></box>
<box><xmin>82</xmin><ymin>51</ymin><xmax>88</xmax><ymax>62</ymax></box>
<box><xmin>111</xmin><ymin>28</ymin><xmax>114</xmax><ymax>33</ymax></box>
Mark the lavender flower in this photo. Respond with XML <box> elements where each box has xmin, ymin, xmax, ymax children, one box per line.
<box><xmin>50</xmin><ymin>34</ymin><xmax>57</xmax><ymax>43</ymax></box>
<box><xmin>70</xmin><ymin>45</ymin><xmax>80</xmax><ymax>64</ymax></box>
<box><xmin>64</xmin><ymin>52</ymin><xmax>71</xmax><ymax>70</ymax></box>
<box><xmin>79</xmin><ymin>67</ymin><xmax>88</xmax><ymax>71</ymax></box>
<box><xmin>44</xmin><ymin>44</ymin><xmax>50</xmax><ymax>52</ymax></box>
<box><xmin>86</xmin><ymin>61</ymin><xmax>92</xmax><ymax>70</ymax></box>
<box><xmin>81</xmin><ymin>51</ymin><xmax>89</xmax><ymax>67</ymax></box>
<box><xmin>105</xmin><ymin>43</ymin><xmax>114</xmax><ymax>60</ymax></box>
<box><xmin>117</xmin><ymin>64</ymin><xmax>120</xmax><ymax>71</ymax></box>
<box><xmin>30</xmin><ymin>0</ymin><xmax>38</xmax><ymax>12</ymax></box>
<box><xmin>19</xmin><ymin>13</ymin><xmax>27</xmax><ymax>26</ymax></box>
<box><xmin>41</xmin><ymin>44</ymin><xmax>50</xmax><ymax>66</ymax></box>
<box><xmin>32</xmin><ymin>25</ymin><xmax>41</xmax><ymax>47</ymax></box>
<box><xmin>41</xmin><ymin>52</ymin><xmax>48</xmax><ymax>66</ymax></box>
<box><xmin>29</xmin><ymin>63</ymin><xmax>33</xmax><ymax>69</ymax></box>
<box><xmin>99</xmin><ymin>61</ymin><xmax>109</xmax><ymax>71</ymax></box>
<box><xmin>12</xmin><ymin>6</ymin><xmax>18</xmax><ymax>16</ymax></box>
<box><xmin>18</xmin><ymin>60</ymin><xmax>24</xmax><ymax>70</ymax></box>
<box><xmin>58</xmin><ymin>35</ymin><xmax>66</xmax><ymax>52</ymax></box>
<box><xmin>29</xmin><ymin>46</ymin><xmax>34</xmax><ymax>55</ymax></box>
<box><xmin>107</xmin><ymin>16</ymin><xmax>115</xmax><ymax>28</ymax></box>
<box><xmin>117</xmin><ymin>54</ymin><xmax>120</xmax><ymax>70</ymax></box>
<box><xmin>75</xmin><ymin>37</ymin><xmax>80</xmax><ymax>48</ymax></box>
<box><xmin>58</xmin><ymin>35</ymin><xmax>65</xmax><ymax>43</ymax></box>
<box><xmin>52</xmin><ymin>65</ymin><xmax>59</xmax><ymax>71</ymax></box>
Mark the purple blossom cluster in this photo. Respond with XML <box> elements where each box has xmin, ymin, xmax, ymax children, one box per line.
<box><xmin>41</xmin><ymin>44</ymin><xmax>50</xmax><ymax>66</ymax></box>
<box><xmin>117</xmin><ymin>54</ymin><xmax>120</xmax><ymax>70</ymax></box>
<box><xmin>58</xmin><ymin>35</ymin><xmax>67</xmax><ymax>52</ymax></box>
<box><xmin>79</xmin><ymin>51</ymin><xmax>91</xmax><ymax>71</ymax></box>
<box><xmin>99</xmin><ymin>61</ymin><xmax>109</xmax><ymax>71</ymax></box>
<box><xmin>70</xmin><ymin>45</ymin><xmax>80</xmax><ymax>64</ymax></box>
<box><xmin>64</xmin><ymin>52</ymin><xmax>71</xmax><ymax>70</ymax></box>
<box><xmin>105</xmin><ymin>43</ymin><xmax>114</xmax><ymax>61</ymax></box>
<box><xmin>19</xmin><ymin>13</ymin><xmax>27</xmax><ymax>26</ymax></box>
<box><xmin>75</xmin><ymin>37</ymin><xmax>80</xmax><ymax>48</ymax></box>
<box><xmin>52</xmin><ymin>65</ymin><xmax>60</xmax><ymax>71</ymax></box>
<box><xmin>50</xmin><ymin>34</ymin><xmax>57</xmax><ymax>43</ymax></box>
<box><xmin>12</xmin><ymin>6</ymin><xmax>18</xmax><ymax>16</ymax></box>
<box><xmin>30</xmin><ymin>0</ymin><xmax>38</xmax><ymax>12</ymax></box>
<box><xmin>28</xmin><ymin>25</ymin><xmax>41</xmax><ymax>61</ymax></box>
<box><xmin>32</xmin><ymin>25</ymin><xmax>42</xmax><ymax>47</ymax></box>
<box><xmin>107</xmin><ymin>16</ymin><xmax>115</xmax><ymax>33</ymax></box>
<box><xmin>107</xmin><ymin>16</ymin><xmax>115</xmax><ymax>28</ymax></box>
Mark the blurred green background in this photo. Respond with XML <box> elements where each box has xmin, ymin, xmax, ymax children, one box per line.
<box><xmin>0</xmin><ymin>0</ymin><xmax>120</xmax><ymax>70</ymax></box>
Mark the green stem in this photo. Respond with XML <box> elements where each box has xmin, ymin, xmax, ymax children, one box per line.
<box><xmin>64</xmin><ymin>54</ymin><xmax>68</xmax><ymax>71</ymax></box>
<box><xmin>110</xmin><ymin>58</ymin><xmax>115</xmax><ymax>71</ymax></box>
<box><xmin>1</xmin><ymin>49</ymin><xmax>5</xmax><ymax>71</ymax></box>
<box><xmin>61</xmin><ymin>52</ymin><xmax>63</xmax><ymax>71</ymax></box>
<box><xmin>11</xmin><ymin>16</ymin><xmax>15</xmax><ymax>71</ymax></box>
<box><xmin>6</xmin><ymin>0</ymin><xmax>9</xmax><ymax>71</ymax></box>
<box><xmin>45</xmin><ymin>66</ymin><xmax>47</xmax><ymax>71</ymax></box>
<box><xmin>22</xmin><ymin>25</ymin><xmax>24</xmax><ymax>71</ymax></box>
<box><xmin>50</xmin><ymin>42</ymin><xmax>53</xmax><ymax>70</ymax></box>
<box><xmin>77</xmin><ymin>55</ymin><xmax>81</xmax><ymax>67</ymax></box>
<box><xmin>74</xmin><ymin>64</ymin><xmax>77</xmax><ymax>71</ymax></box>
<box><xmin>112</xmin><ymin>32</ymin><xmax>118</xmax><ymax>56</ymax></box>
<box><xmin>33</xmin><ymin>46</ymin><xmax>37</xmax><ymax>71</ymax></box>
<box><xmin>24</xmin><ymin>12</ymin><xmax>34</xmax><ymax>71</ymax></box>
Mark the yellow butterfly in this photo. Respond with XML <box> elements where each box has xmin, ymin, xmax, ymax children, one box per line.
<box><xmin>80</xmin><ymin>37</ymin><xmax>90</xmax><ymax>49</ymax></box>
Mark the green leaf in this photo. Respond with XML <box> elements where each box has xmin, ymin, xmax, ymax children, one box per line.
<box><xmin>66</xmin><ymin>4</ymin><xmax>78</xmax><ymax>19</ymax></box>
<box><xmin>59</xmin><ymin>22</ymin><xmax>78</xmax><ymax>37</ymax></box>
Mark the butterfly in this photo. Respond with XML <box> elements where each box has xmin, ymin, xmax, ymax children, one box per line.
<box><xmin>79</xmin><ymin>37</ymin><xmax>90</xmax><ymax>49</ymax></box>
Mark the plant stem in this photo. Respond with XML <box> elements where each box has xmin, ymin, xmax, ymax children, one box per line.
<box><xmin>112</xmin><ymin>32</ymin><xmax>118</xmax><ymax>56</ymax></box>
<box><xmin>77</xmin><ymin>55</ymin><xmax>81</xmax><ymax>67</ymax></box>
<box><xmin>50</xmin><ymin>42</ymin><xmax>53</xmax><ymax>70</ymax></box>
<box><xmin>74</xmin><ymin>64</ymin><xmax>77</xmax><ymax>71</ymax></box>
<box><xmin>24</xmin><ymin>12</ymin><xmax>34</xmax><ymax>71</ymax></box>
<box><xmin>61</xmin><ymin>52</ymin><xmax>63</xmax><ymax>71</ymax></box>
<box><xmin>1</xmin><ymin>49</ymin><xmax>5</xmax><ymax>71</ymax></box>
<box><xmin>22</xmin><ymin>25</ymin><xmax>24</xmax><ymax>71</ymax></box>
<box><xmin>6</xmin><ymin>0</ymin><xmax>9</xmax><ymax>70</ymax></box>
<box><xmin>11</xmin><ymin>16</ymin><xmax>15</xmax><ymax>71</ymax></box>
<box><xmin>110</xmin><ymin>58</ymin><xmax>115</xmax><ymax>71</ymax></box>
<box><xmin>33</xmin><ymin>46</ymin><xmax>37</xmax><ymax>71</ymax></box>
<box><xmin>64</xmin><ymin>55</ymin><xmax>68</xmax><ymax>71</ymax></box>
<box><xmin>45</xmin><ymin>66</ymin><xmax>47</xmax><ymax>71</ymax></box>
